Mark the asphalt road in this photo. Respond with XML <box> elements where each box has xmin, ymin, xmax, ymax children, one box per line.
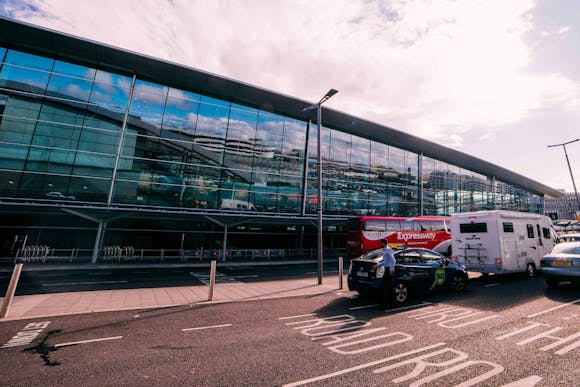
<box><xmin>0</xmin><ymin>262</ymin><xmax>341</xmax><ymax>295</ymax></box>
<box><xmin>1</xmin><ymin>274</ymin><xmax>578</xmax><ymax>386</ymax></box>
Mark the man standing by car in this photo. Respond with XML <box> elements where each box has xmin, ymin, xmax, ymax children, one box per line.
<box><xmin>381</xmin><ymin>238</ymin><xmax>396</xmax><ymax>306</ymax></box>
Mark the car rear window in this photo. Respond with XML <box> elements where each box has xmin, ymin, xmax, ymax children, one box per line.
<box><xmin>550</xmin><ymin>243</ymin><xmax>580</xmax><ymax>255</ymax></box>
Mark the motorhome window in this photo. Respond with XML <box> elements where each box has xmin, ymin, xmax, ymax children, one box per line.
<box><xmin>526</xmin><ymin>224</ymin><xmax>534</xmax><ymax>238</ymax></box>
<box><xmin>536</xmin><ymin>225</ymin><xmax>543</xmax><ymax>246</ymax></box>
<box><xmin>503</xmin><ymin>222</ymin><xmax>514</xmax><ymax>233</ymax></box>
<box><xmin>542</xmin><ymin>228</ymin><xmax>550</xmax><ymax>239</ymax></box>
<box><xmin>364</xmin><ymin>220</ymin><xmax>385</xmax><ymax>231</ymax></box>
<box><xmin>459</xmin><ymin>222</ymin><xmax>487</xmax><ymax>233</ymax></box>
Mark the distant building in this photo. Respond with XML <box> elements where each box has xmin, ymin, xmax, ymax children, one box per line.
<box><xmin>544</xmin><ymin>191</ymin><xmax>580</xmax><ymax>221</ymax></box>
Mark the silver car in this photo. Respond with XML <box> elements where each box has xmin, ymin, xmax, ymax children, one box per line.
<box><xmin>540</xmin><ymin>242</ymin><xmax>580</xmax><ymax>287</ymax></box>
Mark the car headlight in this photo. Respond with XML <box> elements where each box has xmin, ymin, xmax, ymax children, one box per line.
<box><xmin>376</xmin><ymin>266</ymin><xmax>385</xmax><ymax>279</ymax></box>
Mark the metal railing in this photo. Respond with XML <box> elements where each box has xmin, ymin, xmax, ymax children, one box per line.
<box><xmin>2</xmin><ymin>247</ymin><xmax>347</xmax><ymax>264</ymax></box>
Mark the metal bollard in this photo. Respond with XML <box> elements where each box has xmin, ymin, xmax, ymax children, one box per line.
<box><xmin>338</xmin><ymin>256</ymin><xmax>344</xmax><ymax>290</ymax></box>
<box><xmin>208</xmin><ymin>260</ymin><xmax>217</xmax><ymax>301</ymax></box>
<box><xmin>0</xmin><ymin>263</ymin><xmax>23</xmax><ymax>318</ymax></box>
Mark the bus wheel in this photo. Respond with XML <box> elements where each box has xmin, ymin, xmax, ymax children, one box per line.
<box><xmin>393</xmin><ymin>281</ymin><xmax>409</xmax><ymax>304</ymax></box>
<box><xmin>526</xmin><ymin>263</ymin><xmax>536</xmax><ymax>278</ymax></box>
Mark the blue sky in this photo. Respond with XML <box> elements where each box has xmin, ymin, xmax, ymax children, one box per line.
<box><xmin>1</xmin><ymin>0</ymin><xmax>579</xmax><ymax>193</ymax></box>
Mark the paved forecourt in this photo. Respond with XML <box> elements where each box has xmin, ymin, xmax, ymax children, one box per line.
<box><xmin>0</xmin><ymin>275</ymin><xmax>342</xmax><ymax>321</ymax></box>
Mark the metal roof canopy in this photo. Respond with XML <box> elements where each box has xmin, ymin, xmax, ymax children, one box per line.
<box><xmin>0</xmin><ymin>202</ymin><xmax>348</xmax><ymax>229</ymax></box>
<box><xmin>0</xmin><ymin>17</ymin><xmax>563</xmax><ymax>198</ymax></box>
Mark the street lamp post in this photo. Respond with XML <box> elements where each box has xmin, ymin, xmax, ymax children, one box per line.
<box><xmin>548</xmin><ymin>138</ymin><xmax>580</xmax><ymax>214</ymax></box>
<box><xmin>303</xmin><ymin>89</ymin><xmax>338</xmax><ymax>285</ymax></box>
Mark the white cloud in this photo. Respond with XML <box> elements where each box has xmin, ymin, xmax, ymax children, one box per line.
<box><xmin>3</xmin><ymin>0</ymin><xmax>580</xmax><ymax>192</ymax></box>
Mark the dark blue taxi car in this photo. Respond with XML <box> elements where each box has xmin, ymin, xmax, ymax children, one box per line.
<box><xmin>347</xmin><ymin>248</ymin><xmax>468</xmax><ymax>304</ymax></box>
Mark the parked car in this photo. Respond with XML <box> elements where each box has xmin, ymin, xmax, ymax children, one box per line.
<box><xmin>540</xmin><ymin>242</ymin><xmax>580</xmax><ymax>287</ymax></box>
<box><xmin>347</xmin><ymin>248</ymin><xmax>468</xmax><ymax>305</ymax></box>
<box><xmin>557</xmin><ymin>233</ymin><xmax>580</xmax><ymax>243</ymax></box>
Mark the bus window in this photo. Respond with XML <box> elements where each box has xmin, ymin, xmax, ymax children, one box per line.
<box><xmin>401</xmin><ymin>220</ymin><xmax>417</xmax><ymax>231</ymax></box>
<box><xmin>364</xmin><ymin>220</ymin><xmax>385</xmax><ymax>231</ymax></box>
<box><xmin>386</xmin><ymin>220</ymin><xmax>401</xmax><ymax>231</ymax></box>
<box><xmin>415</xmin><ymin>222</ymin><xmax>429</xmax><ymax>231</ymax></box>
<box><xmin>429</xmin><ymin>221</ymin><xmax>446</xmax><ymax>231</ymax></box>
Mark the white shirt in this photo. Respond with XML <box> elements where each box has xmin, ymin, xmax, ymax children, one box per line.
<box><xmin>382</xmin><ymin>245</ymin><xmax>396</xmax><ymax>270</ymax></box>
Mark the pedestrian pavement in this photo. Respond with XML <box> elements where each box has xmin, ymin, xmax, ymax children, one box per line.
<box><xmin>0</xmin><ymin>274</ymin><xmax>346</xmax><ymax>322</ymax></box>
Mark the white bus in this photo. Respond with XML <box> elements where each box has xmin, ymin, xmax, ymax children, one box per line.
<box><xmin>450</xmin><ymin>210</ymin><xmax>556</xmax><ymax>277</ymax></box>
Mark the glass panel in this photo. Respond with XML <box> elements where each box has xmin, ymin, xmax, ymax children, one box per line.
<box><xmin>67</xmin><ymin>176</ymin><xmax>109</xmax><ymax>203</ymax></box>
<box><xmin>195</xmin><ymin>96</ymin><xmax>229</xmax><ymax>162</ymax></box>
<box><xmin>129</xmin><ymin>79</ymin><xmax>168</xmax><ymax>129</ymax></box>
<box><xmin>329</xmin><ymin>130</ymin><xmax>351</xmax><ymax>163</ymax></box>
<box><xmin>0</xmin><ymin>50</ymin><xmax>53</xmax><ymax>93</ymax></box>
<box><xmin>0</xmin><ymin>143</ymin><xmax>28</xmax><ymax>170</ymax></box>
<box><xmin>18</xmin><ymin>172</ymin><xmax>71</xmax><ymax>200</ymax></box>
<box><xmin>0</xmin><ymin>170</ymin><xmax>21</xmax><ymax>196</ymax></box>
<box><xmin>47</xmin><ymin>61</ymin><xmax>95</xmax><ymax>103</ymax></box>
<box><xmin>89</xmin><ymin>70</ymin><xmax>131</xmax><ymax>114</ymax></box>
<box><xmin>25</xmin><ymin>147</ymin><xmax>75</xmax><ymax>174</ymax></box>
<box><xmin>33</xmin><ymin>104</ymin><xmax>83</xmax><ymax>149</ymax></box>
<box><xmin>0</xmin><ymin>94</ymin><xmax>41</xmax><ymax>145</ymax></box>
<box><xmin>162</xmin><ymin>88</ymin><xmax>201</xmax><ymax>134</ymax></box>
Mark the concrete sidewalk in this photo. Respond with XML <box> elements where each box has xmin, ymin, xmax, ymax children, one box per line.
<box><xmin>0</xmin><ymin>275</ymin><xmax>346</xmax><ymax>322</ymax></box>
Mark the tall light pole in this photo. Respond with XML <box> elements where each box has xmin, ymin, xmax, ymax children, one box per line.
<box><xmin>548</xmin><ymin>138</ymin><xmax>580</xmax><ymax>215</ymax></box>
<box><xmin>302</xmin><ymin>89</ymin><xmax>338</xmax><ymax>285</ymax></box>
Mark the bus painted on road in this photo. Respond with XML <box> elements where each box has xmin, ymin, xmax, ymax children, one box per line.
<box><xmin>346</xmin><ymin>215</ymin><xmax>451</xmax><ymax>257</ymax></box>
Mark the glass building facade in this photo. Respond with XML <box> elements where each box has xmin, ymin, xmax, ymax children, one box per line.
<box><xmin>0</xmin><ymin>22</ymin><xmax>557</xmax><ymax>258</ymax></box>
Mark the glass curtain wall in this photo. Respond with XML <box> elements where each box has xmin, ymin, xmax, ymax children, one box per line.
<box><xmin>0</xmin><ymin>46</ymin><xmax>544</xmax><ymax>219</ymax></box>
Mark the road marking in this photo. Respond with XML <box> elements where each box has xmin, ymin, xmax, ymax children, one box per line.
<box><xmin>283</xmin><ymin>342</ymin><xmax>446</xmax><ymax>387</ymax></box>
<box><xmin>526</xmin><ymin>298</ymin><xmax>580</xmax><ymax>318</ymax></box>
<box><xmin>349</xmin><ymin>304</ymin><xmax>380</xmax><ymax>310</ymax></box>
<box><xmin>182</xmin><ymin>323</ymin><xmax>232</xmax><ymax>332</ymax></box>
<box><xmin>385</xmin><ymin>302</ymin><xmax>433</xmax><ymax>313</ymax></box>
<box><xmin>278</xmin><ymin>313</ymin><xmax>317</xmax><ymax>320</ymax></box>
<box><xmin>485</xmin><ymin>283</ymin><xmax>500</xmax><ymax>287</ymax></box>
<box><xmin>2</xmin><ymin>321</ymin><xmax>51</xmax><ymax>349</ymax></box>
<box><xmin>42</xmin><ymin>281</ymin><xmax>127</xmax><ymax>286</ymax></box>
<box><xmin>54</xmin><ymin>336</ymin><xmax>123</xmax><ymax>348</ymax></box>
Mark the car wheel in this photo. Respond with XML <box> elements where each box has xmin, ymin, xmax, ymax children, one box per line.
<box><xmin>452</xmin><ymin>274</ymin><xmax>467</xmax><ymax>292</ymax></box>
<box><xmin>526</xmin><ymin>263</ymin><xmax>536</xmax><ymax>278</ymax></box>
<box><xmin>393</xmin><ymin>281</ymin><xmax>409</xmax><ymax>304</ymax></box>
<box><xmin>545</xmin><ymin>277</ymin><xmax>559</xmax><ymax>288</ymax></box>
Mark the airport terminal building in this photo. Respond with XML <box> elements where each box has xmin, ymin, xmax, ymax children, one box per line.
<box><xmin>0</xmin><ymin>18</ymin><xmax>562</xmax><ymax>260</ymax></box>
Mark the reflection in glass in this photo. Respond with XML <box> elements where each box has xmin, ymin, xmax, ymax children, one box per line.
<box><xmin>47</xmin><ymin>61</ymin><xmax>96</xmax><ymax>103</ymax></box>
<box><xmin>0</xmin><ymin>50</ymin><xmax>53</xmax><ymax>93</ymax></box>
<box><xmin>129</xmin><ymin>79</ymin><xmax>168</xmax><ymax>128</ymax></box>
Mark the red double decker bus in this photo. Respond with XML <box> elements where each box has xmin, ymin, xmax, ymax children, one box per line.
<box><xmin>346</xmin><ymin>215</ymin><xmax>452</xmax><ymax>257</ymax></box>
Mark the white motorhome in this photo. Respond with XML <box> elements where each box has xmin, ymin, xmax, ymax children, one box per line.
<box><xmin>450</xmin><ymin>210</ymin><xmax>556</xmax><ymax>277</ymax></box>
